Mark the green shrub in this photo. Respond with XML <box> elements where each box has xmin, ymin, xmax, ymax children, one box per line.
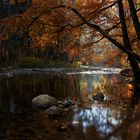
<box><xmin>17</xmin><ymin>57</ymin><xmax>47</xmax><ymax>68</ymax></box>
<box><xmin>0</xmin><ymin>57</ymin><xmax>82</xmax><ymax>70</ymax></box>
<box><xmin>46</xmin><ymin>60</ymin><xmax>81</xmax><ymax>68</ymax></box>
<box><xmin>72</xmin><ymin>61</ymin><xmax>82</xmax><ymax>68</ymax></box>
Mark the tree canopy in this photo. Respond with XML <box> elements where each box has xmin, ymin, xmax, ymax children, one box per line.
<box><xmin>0</xmin><ymin>0</ymin><xmax>140</xmax><ymax>73</ymax></box>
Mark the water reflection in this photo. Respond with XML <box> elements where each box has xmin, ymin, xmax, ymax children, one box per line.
<box><xmin>0</xmin><ymin>73</ymin><xmax>137</xmax><ymax>139</ymax></box>
<box><xmin>9</xmin><ymin>97</ymin><xmax>16</xmax><ymax>114</ymax></box>
<box><xmin>72</xmin><ymin>105</ymin><xmax>123</xmax><ymax>136</ymax></box>
<box><xmin>80</xmin><ymin>74</ymin><xmax>129</xmax><ymax>102</ymax></box>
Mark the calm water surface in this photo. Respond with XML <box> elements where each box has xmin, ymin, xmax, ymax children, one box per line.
<box><xmin>0</xmin><ymin>72</ymin><xmax>140</xmax><ymax>140</ymax></box>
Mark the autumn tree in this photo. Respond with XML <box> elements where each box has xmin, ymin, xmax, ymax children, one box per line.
<box><xmin>61</xmin><ymin>0</ymin><xmax>140</xmax><ymax>83</ymax></box>
<box><xmin>1</xmin><ymin>0</ymin><xmax>140</xmax><ymax>83</ymax></box>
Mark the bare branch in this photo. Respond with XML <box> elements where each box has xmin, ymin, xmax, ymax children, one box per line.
<box><xmin>100</xmin><ymin>1</ymin><xmax>117</xmax><ymax>12</ymax></box>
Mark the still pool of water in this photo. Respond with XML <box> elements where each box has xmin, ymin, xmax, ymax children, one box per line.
<box><xmin>0</xmin><ymin>72</ymin><xmax>140</xmax><ymax>140</ymax></box>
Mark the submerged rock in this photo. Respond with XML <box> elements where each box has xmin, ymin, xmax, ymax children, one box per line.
<box><xmin>92</xmin><ymin>92</ymin><xmax>104</xmax><ymax>102</ymax></box>
<box><xmin>64</xmin><ymin>97</ymin><xmax>73</xmax><ymax>107</ymax></box>
<box><xmin>45</xmin><ymin>106</ymin><xmax>61</xmax><ymax>117</ymax></box>
<box><xmin>32</xmin><ymin>94</ymin><xmax>58</xmax><ymax>109</ymax></box>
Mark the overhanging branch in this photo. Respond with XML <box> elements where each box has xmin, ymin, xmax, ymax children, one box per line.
<box><xmin>69</xmin><ymin>7</ymin><xmax>140</xmax><ymax>63</ymax></box>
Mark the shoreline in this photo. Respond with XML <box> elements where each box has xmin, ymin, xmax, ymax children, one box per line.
<box><xmin>0</xmin><ymin>67</ymin><xmax>123</xmax><ymax>78</ymax></box>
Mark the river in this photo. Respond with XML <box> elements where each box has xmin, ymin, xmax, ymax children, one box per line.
<box><xmin>0</xmin><ymin>68</ymin><xmax>140</xmax><ymax>140</ymax></box>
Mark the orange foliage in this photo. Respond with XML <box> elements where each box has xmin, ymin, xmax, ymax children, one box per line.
<box><xmin>0</xmin><ymin>0</ymin><xmax>140</xmax><ymax>65</ymax></box>
<box><xmin>127</xmin><ymin>84</ymin><xmax>134</xmax><ymax>98</ymax></box>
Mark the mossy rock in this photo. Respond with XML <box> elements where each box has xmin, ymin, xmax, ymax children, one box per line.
<box><xmin>32</xmin><ymin>94</ymin><xmax>58</xmax><ymax>109</ymax></box>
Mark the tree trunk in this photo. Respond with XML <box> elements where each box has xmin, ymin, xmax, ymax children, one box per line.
<box><xmin>128</xmin><ymin>0</ymin><xmax>140</xmax><ymax>42</ymax></box>
<box><xmin>128</xmin><ymin>55</ymin><xmax>140</xmax><ymax>83</ymax></box>
<box><xmin>118</xmin><ymin>0</ymin><xmax>140</xmax><ymax>83</ymax></box>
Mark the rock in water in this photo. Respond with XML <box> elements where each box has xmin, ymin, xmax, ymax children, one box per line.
<box><xmin>32</xmin><ymin>94</ymin><xmax>58</xmax><ymax>109</ymax></box>
<box><xmin>45</xmin><ymin>106</ymin><xmax>61</xmax><ymax>117</ymax></box>
<box><xmin>64</xmin><ymin>96</ymin><xmax>73</xmax><ymax>107</ymax></box>
<box><xmin>92</xmin><ymin>92</ymin><xmax>104</xmax><ymax>102</ymax></box>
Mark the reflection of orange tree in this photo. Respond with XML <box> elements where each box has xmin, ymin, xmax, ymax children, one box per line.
<box><xmin>127</xmin><ymin>84</ymin><xmax>134</xmax><ymax>98</ymax></box>
<box><xmin>103</xmin><ymin>75</ymin><xmax>130</xmax><ymax>100</ymax></box>
<box><xmin>80</xmin><ymin>74</ymin><xmax>129</xmax><ymax>101</ymax></box>
<box><xmin>45</xmin><ymin>74</ymin><xmax>81</xmax><ymax>100</ymax></box>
